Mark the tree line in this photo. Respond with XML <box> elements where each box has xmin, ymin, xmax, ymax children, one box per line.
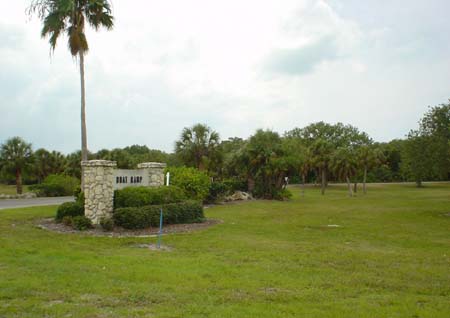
<box><xmin>2</xmin><ymin>100</ymin><xmax>448</xmax><ymax>196</ymax></box>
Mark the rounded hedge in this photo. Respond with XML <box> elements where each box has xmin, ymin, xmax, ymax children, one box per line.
<box><xmin>114</xmin><ymin>185</ymin><xmax>187</xmax><ymax>209</ymax></box>
<box><xmin>166</xmin><ymin>167</ymin><xmax>211</xmax><ymax>202</ymax></box>
<box><xmin>113</xmin><ymin>200</ymin><xmax>204</xmax><ymax>229</ymax></box>
<box><xmin>56</xmin><ymin>202</ymin><xmax>84</xmax><ymax>221</ymax></box>
<box><xmin>72</xmin><ymin>216</ymin><xmax>93</xmax><ymax>231</ymax></box>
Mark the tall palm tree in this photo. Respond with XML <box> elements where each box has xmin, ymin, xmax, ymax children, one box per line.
<box><xmin>0</xmin><ymin>137</ymin><xmax>33</xmax><ymax>194</ymax></box>
<box><xmin>175</xmin><ymin>124</ymin><xmax>221</xmax><ymax>171</ymax></box>
<box><xmin>310</xmin><ymin>139</ymin><xmax>333</xmax><ymax>195</ymax></box>
<box><xmin>299</xmin><ymin>148</ymin><xmax>311</xmax><ymax>197</ymax></box>
<box><xmin>357</xmin><ymin>146</ymin><xmax>384</xmax><ymax>194</ymax></box>
<box><xmin>28</xmin><ymin>0</ymin><xmax>114</xmax><ymax>185</ymax></box>
<box><xmin>330</xmin><ymin>148</ymin><xmax>358</xmax><ymax>197</ymax></box>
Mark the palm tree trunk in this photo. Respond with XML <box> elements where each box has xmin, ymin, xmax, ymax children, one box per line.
<box><xmin>321</xmin><ymin>169</ymin><xmax>326</xmax><ymax>195</ymax></box>
<box><xmin>346</xmin><ymin>176</ymin><xmax>353</xmax><ymax>197</ymax></box>
<box><xmin>16</xmin><ymin>167</ymin><xmax>23</xmax><ymax>195</ymax></box>
<box><xmin>353</xmin><ymin>182</ymin><xmax>357</xmax><ymax>193</ymax></box>
<box><xmin>302</xmin><ymin>174</ymin><xmax>306</xmax><ymax>197</ymax></box>
<box><xmin>80</xmin><ymin>52</ymin><xmax>88</xmax><ymax>189</ymax></box>
<box><xmin>247</xmin><ymin>176</ymin><xmax>255</xmax><ymax>193</ymax></box>
<box><xmin>363</xmin><ymin>166</ymin><xmax>367</xmax><ymax>194</ymax></box>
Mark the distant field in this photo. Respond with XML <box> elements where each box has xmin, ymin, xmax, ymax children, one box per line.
<box><xmin>0</xmin><ymin>184</ymin><xmax>30</xmax><ymax>195</ymax></box>
<box><xmin>0</xmin><ymin>183</ymin><xmax>449</xmax><ymax>317</ymax></box>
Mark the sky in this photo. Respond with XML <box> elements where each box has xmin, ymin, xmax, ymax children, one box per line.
<box><xmin>1</xmin><ymin>0</ymin><xmax>449</xmax><ymax>154</ymax></box>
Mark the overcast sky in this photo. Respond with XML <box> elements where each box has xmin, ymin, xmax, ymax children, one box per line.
<box><xmin>1</xmin><ymin>0</ymin><xmax>449</xmax><ymax>153</ymax></box>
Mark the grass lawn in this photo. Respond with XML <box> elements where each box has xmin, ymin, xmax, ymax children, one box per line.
<box><xmin>0</xmin><ymin>183</ymin><xmax>449</xmax><ymax>317</ymax></box>
<box><xmin>0</xmin><ymin>184</ymin><xmax>30</xmax><ymax>195</ymax></box>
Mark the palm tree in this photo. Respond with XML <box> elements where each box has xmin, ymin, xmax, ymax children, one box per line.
<box><xmin>330</xmin><ymin>148</ymin><xmax>358</xmax><ymax>197</ymax></box>
<box><xmin>175</xmin><ymin>124</ymin><xmax>221</xmax><ymax>171</ymax></box>
<box><xmin>28</xmin><ymin>0</ymin><xmax>114</xmax><ymax>185</ymax></box>
<box><xmin>310</xmin><ymin>139</ymin><xmax>334</xmax><ymax>195</ymax></box>
<box><xmin>0</xmin><ymin>137</ymin><xmax>33</xmax><ymax>194</ymax></box>
<box><xmin>357</xmin><ymin>146</ymin><xmax>384</xmax><ymax>194</ymax></box>
<box><xmin>299</xmin><ymin>149</ymin><xmax>311</xmax><ymax>197</ymax></box>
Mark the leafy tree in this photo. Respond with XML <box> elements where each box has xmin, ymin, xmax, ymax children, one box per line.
<box><xmin>281</xmin><ymin>137</ymin><xmax>310</xmax><ymax>195</ymax></box>
<box><xmin>330</xmin><ymin>148</ymin><xmax>358</xmax><ymax>196</ymax></box>
<box><xmin>357</xmin><ymin>145</ymin><xmax>384</xmax><ymax>194</ymax></box>
<box><xmin>285</xmin><ymin>122</ymin><xmax>371</xmax><ymax>148</ymax></box>
<box><xmin>64</xmin><ymin>151</ymin><xmax>82</xmax><ymax>179</ymax></box>
<box><xmin>418</xmin><ymin>102</ymin><xmax>450</xmax><ymax>180</ymax></box>
<box><xmin>175</xmin><ymin>124</ymin><xmax>221</xmax><ymax>172</ymax></box>
<box><xmin>34</xmin><ymin>148</ymin><xmax>66</xmax><ymax>183</ymax></box>
<box><xmin>241</xmin><ymin>130</ymin><xmax>288</xmax><ymax>198</ymax></box>
<box><xmin>403</xmin><ymin>131</ymin><xmax>434</xmax><ymax>187</ymax></box>
<box><xmin>29</xmin><ymin>0</ymin><xmax>114</xmax><ymax>185</ymax></box>
<box><xmin>0</xmin><ymin>137</ymin><xmax>33</xmax><ymax>194</ymax></box>
<box><xmin>310</xmin><ymin>139</ymin><xmax>334</xmax><ymax>195</ymax></box>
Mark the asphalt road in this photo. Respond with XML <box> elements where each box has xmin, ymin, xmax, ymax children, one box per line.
<box><xmin>0</xmin><ymin>196</ymin><xmax>74</xmax><ymax>210</ymax></box>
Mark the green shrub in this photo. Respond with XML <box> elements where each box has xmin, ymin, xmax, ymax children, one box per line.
<box><xmin>56</xmin><ymin>202</ymin><xmax>84</xmax><ymax>221</ymax></box>
<box><xmin>62</xmin><ymin>216</ymin><xmax>73</xmax><ymax>226</ymax></box>
<box><xmin>72</xmin><ymin>216</ymin><xmax>93</xmax><ymax>231</ymax></box>
<box><xmin>30</xmin><ymin>174</ymin><xmax>80</xmax><ymax>197</ymax></box>
<box><xmin>166</xmin><ymin>167</ymin><xmax>211</xmax><ymax>202</ymax></box>
<box><xmin>74</xmin><ymin>186</ymin><xmax>85</xmax><ymax>205</ymax></box>
<box><xmin>206</xmin><ymin>181</ymin><xmax>230</xmax><ymax>203</ymax></box>
<box><xmin>113</xmin><ymin>201</ymin><xmax>204</xmax><ymax>230</ymax></box>
<box><xmin>223</xmin><ymin>179</ymin><xmax>247</xmax><ymax>192</ymax></box>
<box><xmin>99</xmin><ymin>217</ymin><xmax>114</xmax><ymax>232</ymax></box>
<box><xmin>114</xmin><ymin>186</ymin><xmax>187</xmax><ymax>209</ymax></box>
<box><xmin>273</xmin><ymin>188</ymin><xmax>293</xmax><ymax>201</ymax></box>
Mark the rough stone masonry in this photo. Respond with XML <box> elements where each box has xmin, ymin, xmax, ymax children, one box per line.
<box><xmin>82</xmin><ymin>160</ymin><xmax>166</xmax><ymax>224</ymax></box>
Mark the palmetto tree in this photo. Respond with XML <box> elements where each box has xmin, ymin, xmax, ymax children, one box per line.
<box><xmin>28</xmin><ymin>0</ymin><xmax>114</xmax><ymax>185</ymax></box>
<box><xmin>331</xmin><ymin>147</ymin><xmax>358</xmax><ymax>197</ymax></box>
<box><xmin>0</xmin><ymin>137</ymin><xmax>33</xmax><ymax>194</ymax></box>
<box><xmin>357</xmin><ymin>145</ymin><xmax>384</xmax><ymax>194</ymax></box>
<box><xmin>175</xmin><ymin>124</ymin><xmax>221</xmax><ymax>171</ymax></box>
<box><xmin>310</xmin><ymin>139</ymin><xmax>334</xmax><ymax>195</ymax></box>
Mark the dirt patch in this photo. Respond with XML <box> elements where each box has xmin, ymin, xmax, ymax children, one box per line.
<box><xmin>36</xmin><ymin>218</ymin><xmax>222</xmax><ymax>237</ymax></box>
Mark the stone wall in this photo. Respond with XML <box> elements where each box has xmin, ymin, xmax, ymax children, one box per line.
<box><xmin>82</xmin><ymin>160</ymin><xmax>116</xmax><ymax>224</ymax></box>
<box><xmin>137</xmin><ymin>162</ymin><xmax>166</xmax><ymax>187</ymax></box>
<box><xmin>82</xmin><ymin>161</ymin><xmax>166</xmax><ymax>224</ymax></box>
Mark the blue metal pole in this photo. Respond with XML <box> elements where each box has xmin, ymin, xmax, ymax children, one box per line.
<box><xmin>157</xmin><ymin>208</ymin><xmax>163</xmax><ymax>248</ymax></box>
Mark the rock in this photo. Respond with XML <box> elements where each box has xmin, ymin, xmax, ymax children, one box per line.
<box><xmin>225</xmin><ymin>191</ymin><xmax>253</xmax><ymax>202</ymax></box>
<box><xmin>23</xmin><ymin>192</ymin><xmax>37</xmax><ymax>199</ymax></box>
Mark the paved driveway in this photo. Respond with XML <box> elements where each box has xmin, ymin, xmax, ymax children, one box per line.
<box><xmin>0</xmin><ymin>197</ymin><xmax>74</xmax><ymax>210</ymax></box>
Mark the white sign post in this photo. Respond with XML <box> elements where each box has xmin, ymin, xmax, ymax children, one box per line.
<box><xmin>166</xmin><ymin>172</ymin><xmax>170</xmax><ymax>186</ymax></box>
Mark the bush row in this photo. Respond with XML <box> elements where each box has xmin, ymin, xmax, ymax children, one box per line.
<box><xmin>114</xmin><ymin>185</ymin><xmax>187</xmax><ymax>209</ymax></box>
<box><xmin>113</xmin><ymin>200</ymin><xmax>204</xmax><ymax>229</ymax></box>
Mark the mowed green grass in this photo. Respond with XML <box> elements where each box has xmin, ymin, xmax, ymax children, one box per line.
<box><xmin>0</xmin><ymin>183</ymin><xmax>449</xmax><ymax>317</ymax></box>
<box><xmin>0</xmin><ymin>184</ymin><xmax>30</xmax><ymax>195</ymax></box>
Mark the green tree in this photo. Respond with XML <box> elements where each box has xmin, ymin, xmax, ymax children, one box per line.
<box><xmin>0</xmin><ymin>137</ymin><xmax>33</xmax><ymax>194</ymax></box>
<box><xmin>403</xmin><ymin>131</ymin><xmax>434</xmax><ymax>187</ymax></box>
<box><xmin>310</xmin><ymin>139</ymin><xmax>334</xmax><ymax>195</ymax></box>
<box><xmin>281</xmin><ymin>137</ymin><xmax>310</xmax><ymax>195</ymax></box>
<box><xmin>29</xmin><ymin>0</ymin><xmax>114</xmax><ymax>184</ymax></box>
<box><xmin>285</xmin><ymin>122</ymin><xmax>371</xmax><ymax>148</ymax></box>
<box><xmin>175</xmin><ymin>124</ymin><xmax>221</xmax><ymax>172</ymax></box>
<box><xmin>330</xmin><ymin>147</ymin><xmax>358</xmax><ymax>197</ymax></box>
<box><xmin>418</xmin><ymin>102</ymin><xmax>450</xmax><ymax>180</ymax></box>
<box><xmin>242</xmin><ymin>130</ymin><xmax>288</xmax><ymax>198</ymax></box>
<box><xmin>357</xmin><ymin>145</ymin><xmax>384</xmax><ymax>194</ymax></box>
<box><xmin>34</xmin><ymin>148</ymin><xmax>66</xmax><ymax>182</ymax></box>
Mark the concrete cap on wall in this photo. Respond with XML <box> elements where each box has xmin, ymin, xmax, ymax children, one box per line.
<box><xmin>81</xmin><ymin>160</ymin><xmax>117</xmax><ymax>167</ymax></box>
<box><xmin>137</xmin><ymin>162</ymin><xmax>167</xmax><ymax>169</ymax></box>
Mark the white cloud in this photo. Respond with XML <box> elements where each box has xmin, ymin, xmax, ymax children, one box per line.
<box><xmin>0</xmin><ymin>0</ymin><xmax>449</xmax><ymax>153</ymax></box>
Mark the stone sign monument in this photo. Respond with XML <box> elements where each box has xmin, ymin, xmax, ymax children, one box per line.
<box><xmin>82</xmin><ymin>160</ymin><xmax>166</xmax><ymax>224</ymax></box>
